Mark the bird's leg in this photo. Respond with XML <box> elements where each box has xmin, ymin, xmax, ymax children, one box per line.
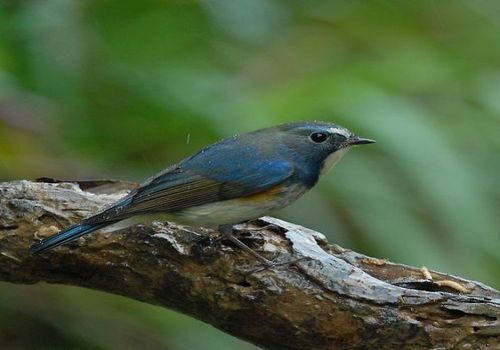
<box><xmin>240</xmin><ymin>223</ymin><xmax>283</xmax><ymax>234</ymax></box>
<box><xmin>218</xmin><ymin>224</ymin><xmax>275</xmax><ymax>266</ymax></box>
<box><xmin>217</xmin><ymin>224</ymin><xmax>311</xmax><ymax>272</ymax></box>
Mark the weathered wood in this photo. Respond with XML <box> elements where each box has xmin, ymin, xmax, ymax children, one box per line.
<box><xmin>1</xmin><ymin>180</ymin><xmax>499</xmax><ymax>349</ymax></box>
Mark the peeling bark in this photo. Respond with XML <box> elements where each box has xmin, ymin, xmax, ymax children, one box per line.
<box><xmin>0</xmin><ymin>180</ymin><xmax>499</xmax><ymax>350</ymax></box>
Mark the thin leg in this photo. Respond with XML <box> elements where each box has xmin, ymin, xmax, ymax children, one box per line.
<box><xmin>218</xmin><ymin>224</ymin><xmax>275</xmax><ymax>266</ymax></box>
<box><xmin>242</xmin><ymin>223</ymin><xmax>283</xmax><ymax>233</ymax></box>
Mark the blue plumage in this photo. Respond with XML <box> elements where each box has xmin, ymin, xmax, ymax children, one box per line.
<box><xmin>30</xmin><ymin>121</ymin><xmax>374</xmax><ymax>256</ymax></box>
<box><xmin>29</xmin><ymin>222</ymin><xmax>115</xmax><ymax>254</ymax></box>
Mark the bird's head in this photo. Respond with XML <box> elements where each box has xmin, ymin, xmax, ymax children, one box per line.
<box><xmin>274</xmin><ymin>121</ymin><xmax>375</xmax><ymax>177</ymax></box>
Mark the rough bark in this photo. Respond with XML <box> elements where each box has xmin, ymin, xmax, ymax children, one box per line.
<box><xmin>0</xmin><ymin>180</ymin><xmax>499</xmax><ymax>350</ymax></box>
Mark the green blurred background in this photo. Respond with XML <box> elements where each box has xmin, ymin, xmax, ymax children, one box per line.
<box><xmin>1</xmin><ymin>0</ymin><xmax>499</xmax><ymax>348</ymax></box>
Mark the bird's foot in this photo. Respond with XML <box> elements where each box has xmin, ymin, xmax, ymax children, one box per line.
<box><xmin>217</xmin><ymin>224</ymin><xmax>296</xmax><ymax>267</ymax></box>
<box><xmin>245</xmin><ymin>256</ymin><xmax>310</xmax><ymax>275</ymax></box>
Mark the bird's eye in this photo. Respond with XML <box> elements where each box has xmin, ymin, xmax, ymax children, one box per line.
<box><xmin>309</xmin><ymin>132</ymin><xmax>328</xmax><ymax>143</ymax></box>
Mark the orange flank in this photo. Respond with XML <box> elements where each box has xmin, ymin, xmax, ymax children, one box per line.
<box><xmin>239</xmin><ymin>184</ymin><xmax>287</xmax><ymax>203</ymax></box>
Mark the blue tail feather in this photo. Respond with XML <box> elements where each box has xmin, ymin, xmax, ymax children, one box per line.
<box><xmin>29</xmin><ymin>222</ymin><xmax>114</xmax><ymax>254</ymax></box>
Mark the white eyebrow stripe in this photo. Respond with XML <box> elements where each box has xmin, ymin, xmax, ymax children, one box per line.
<box><xmin>328</xmin><ymin>127</ymin><xmax>350</xmax><ymax>138</ymax></box>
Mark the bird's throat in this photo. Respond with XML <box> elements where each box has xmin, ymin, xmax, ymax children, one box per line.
<box><xmin>320</xmin><ymin>147</ymin><xmax>350</xmax><ymax>176</ymax></box>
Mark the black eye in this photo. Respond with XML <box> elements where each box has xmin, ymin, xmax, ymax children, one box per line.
<box><xmin>309</xmin><ymin>132</ymin><xmax>328</xmax><ymax>143</ymax></box>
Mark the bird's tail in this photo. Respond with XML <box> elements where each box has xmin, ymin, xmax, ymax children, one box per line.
<box><xmin>29</xmin><ymin>221</ymin><xmax>116</xmax><ymax>254</ymax></box>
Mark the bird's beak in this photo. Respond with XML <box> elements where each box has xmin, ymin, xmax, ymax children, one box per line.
<box><xmin>347</xmin><ymin>136</ymin><xmax>376</xmax><ymax>146</ymax></box>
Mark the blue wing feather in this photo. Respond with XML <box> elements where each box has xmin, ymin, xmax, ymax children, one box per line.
<box><xmin>29</xmin><ymin>221</ymin><xmax>115</xmax><ymax>254</ymax></box>
<box><xmin>30</xmin><ymin>136</ymin><xmax>295</xmax><ymax>253</ymax></box>
<box><xmin>182</xmin><ymin>137</ymin><xmax>294</xmax><ymax>195</ymax></box>
<box><xmin>110</xmin><ymin>140</ymin><xmax>295</xmax><ymax>216</ymax></box>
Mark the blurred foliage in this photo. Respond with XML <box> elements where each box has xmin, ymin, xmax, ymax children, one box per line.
<box><xmin>1</xmin><ymin>0</ymin><xmax>499</xmax><ymax>349</ymax></box>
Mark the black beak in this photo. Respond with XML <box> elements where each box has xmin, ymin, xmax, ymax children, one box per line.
<box><xmin>347</xmin><ymin>136</ymin><xmax>376</xmax><ymax>146</ymax></box>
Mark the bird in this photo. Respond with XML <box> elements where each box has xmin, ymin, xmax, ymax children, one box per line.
<box><xmin>29</xmin><ymin>121</ymin><xmax>375</xmax><ymax>263</ymax></box>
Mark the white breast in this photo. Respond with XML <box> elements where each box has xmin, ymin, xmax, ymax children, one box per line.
<box><xmin>101</xmin><ymin>185</ymin><xmax>307</xmax><ymax>231</ymax></box>
<box><xmin>175</xmin><ymin>183</ymin><xmax>307</xmax><ymax>227</ymax></box>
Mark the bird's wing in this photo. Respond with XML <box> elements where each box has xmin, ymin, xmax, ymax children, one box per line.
<box><xmin>84</xmin><ymin>159</ymin><xmax>294</xmax><ymax>223</ymax></box>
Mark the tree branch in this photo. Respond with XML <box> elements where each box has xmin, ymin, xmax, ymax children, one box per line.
<box><xmin>1</xmin><ymin>180</ymin><xmax>499</xmax><ymax>349</ymax></box>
